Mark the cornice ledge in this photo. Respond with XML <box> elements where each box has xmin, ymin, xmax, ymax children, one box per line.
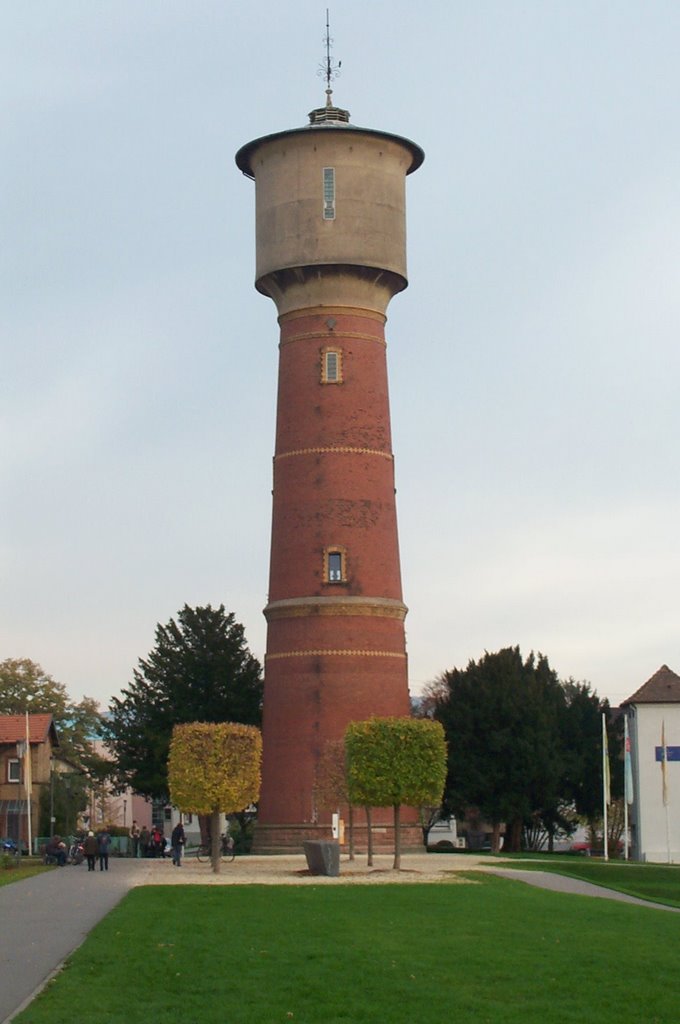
<box><xmin>263</xmin><ymin>595</ymin><xmax>408</xmax><ymax>621</ymax></box>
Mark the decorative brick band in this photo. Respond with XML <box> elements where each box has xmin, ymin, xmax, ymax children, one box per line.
<box><xmin>275</xmin><ymin>445</ymin><xmax>393</xmax><ymax>461</ymax></box>
<box><xmin>265</xmin><ymin>649</ymin><xmax>406</xmax><ymax>661</ymax></box>
<box><xmin>279</xmin><ymin>305</ymin><xmax>387</xmax><ymax>325</ymax></box>
<box><xmin>280</xmin><ymin>330</ymin><xmax>386</xmax><ymax>347</ymax></box>
<box><xmin>264</xmin><ymin>596</ymin><xmax>408</xmax><ymax>622</ymax></box>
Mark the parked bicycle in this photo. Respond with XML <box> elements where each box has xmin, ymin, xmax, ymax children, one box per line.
<box><xmin>195</xmin><ymin>833</ymin><xmax>236</xmax><ymax>863</ymax></box>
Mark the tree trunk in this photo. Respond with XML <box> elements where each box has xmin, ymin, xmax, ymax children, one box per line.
<box><xmin>199</xmin><ymin>813</ymin><xmax>211</xmax><ymax>846</ymax></box>
<box><xmin>365</xmin><ymin>806</ymin><xmax>373</xmax><ymax>867</ymax></box>
<box><xmin>491</xmin><ymin>822</ymin><xmax>502</xmax><ymax>853</ymax></box>
<box><xmin>393</xmin><ymin>804</ymin><xmax>401</xmax><ymax>870</ymax></box>
<box><xmin>210</xmin><ymin>808</ymin><xmax>221</xmax><ymax>874</ymax></box>
<box><xmin>348</xmin><ymin>803</ymin><xmax>355</xmax><ymax>862</ymax></box>
<box><xmin>507</xmin><ymin>817</ymin><xmax>523</xmax><ymax>853</ymax></box>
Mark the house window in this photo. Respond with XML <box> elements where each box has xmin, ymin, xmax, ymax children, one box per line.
<box><xmin>323</xmin><ymin>167</ymin><xmax>335</xmax><ymax>220</ymax></box>
<box><xmin>7</xmin><ymin>758</ymin><xmax>20</xmax><ymax>783</ymax></box>
<box><xmin>321</xmin><ymin>347</ymin><xmax>343</xmax><ymax>384</ymax></box>
<box><xmin>324</xmin><ymin>547</ymin><xmax>347</xmax><ymax>583</ymax></box>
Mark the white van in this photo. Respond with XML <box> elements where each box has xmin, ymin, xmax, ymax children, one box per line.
<box><xmin>426</xmin><ymin>817</ymin><xmax>466</xmax><ymax>851</ymax></box>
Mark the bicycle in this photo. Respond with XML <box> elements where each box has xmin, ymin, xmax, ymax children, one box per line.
<box><xmin>195</xmin><ymin>834</ymin><xmax>236</xmax><ymax>863</ymax></box>
<box><xmin>1</xmin><ymin>838</ymin><xmax>20</xmax><ymax>859</ymax></box>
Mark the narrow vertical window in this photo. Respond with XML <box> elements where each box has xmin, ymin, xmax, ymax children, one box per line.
<box><xmin>328</xmin><ymin>552</ymin><xmax>343</xmax><ymax>581</ymax></box>
<box><xmin>323</xmin><ymin>167</ymin><xmax>335</xmax><ymax>220</ymax></box>
<box><xmin>321</xmin><ymin>347</ymin><xmax>343</xmax><ymax>384</ymax></box>
<box><xmin>7</xmin><ymin>758</ymin><xmax>20</xmax><ymax>783</ymax></box>
<box><xmin>324</xmin><ymin>547</ymin><xmax>347</xmax><ymax>583</ymax></box>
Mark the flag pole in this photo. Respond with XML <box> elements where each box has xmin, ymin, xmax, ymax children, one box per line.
<box><xmin>623</xmin><ymin>715</ymin><xmax>629</xmax><ymax>861</ymax></box>
<box><xmin>25</xmin><ymin>710</ymin><xmax>33</xmax><ymax>857</ymax></box>
<box><xmin>602</xmin><ymin>713</ymin><xmax>609</xmax><ymax>861</ymax></box>
<box><xmin>661</xmin><ymin>720</ymin><xmax>671</xmax><ymax>864</ymax></box>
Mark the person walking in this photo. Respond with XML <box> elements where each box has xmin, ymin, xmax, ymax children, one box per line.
<box><xmin>140</xmin><ymin>825</ymin><xmax>150</xmax><ymax>858</ymax></box>
<box><xmin>97</xmin><ymin>828</ymin><xmax>111</xmax><ymax>871</ymax></box>
<box><xmin>84</xmin><ymin>830</ymin><xmax>98</xmax><ymax>872</ymax></box>
<box><xmin>170</xmin><ymin>821</ymin><xmax>185</xmax><ymax>867</ymax></box>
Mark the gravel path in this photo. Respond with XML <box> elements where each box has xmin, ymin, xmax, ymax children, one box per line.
<box><xmin>144</xmin><ymin>851</ymin><xmax>489</xmax><ymax>885</ymax></box>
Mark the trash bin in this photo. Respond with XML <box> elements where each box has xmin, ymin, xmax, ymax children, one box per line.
<box><xmin>303</xmin><ymin>840</ymin><xmax>340</xmax><ymax>877</ymax></box>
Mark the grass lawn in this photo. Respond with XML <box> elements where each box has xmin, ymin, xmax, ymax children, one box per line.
<box><xmin>494</xmin><ymin>857</ymin><xmax>680</xmax><ymax>908</ymax></box>
<box><xmin>0</xmin><ymin>863</ymin><xmax>52</xmax><ymax>887</ymax></box>
<box><xmin>14</xmin><ymin>876</ymin><xmax>680</xmax><ymax>1024</ymax></box>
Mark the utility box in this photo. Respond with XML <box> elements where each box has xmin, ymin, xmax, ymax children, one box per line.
<box><xmin>303</xmin><ymin>839</ymin><xmax>340</xmax><ymax>876</ymax></box>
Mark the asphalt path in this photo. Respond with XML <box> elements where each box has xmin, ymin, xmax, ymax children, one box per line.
<box><xmin>0</xmin><ymin>859</ymin><xmax>150</xmax><ymax>1024</ymax></box>
<box><xmin>482</xmin><ymin>867</ymin><xmax>680</xmax><ymax>913</ymax></box>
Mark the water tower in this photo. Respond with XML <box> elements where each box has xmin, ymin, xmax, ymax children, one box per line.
<box><xmin>236</xmin><ymin>37</ymin><xmax>423</xmax><ymax>850</ymax></box>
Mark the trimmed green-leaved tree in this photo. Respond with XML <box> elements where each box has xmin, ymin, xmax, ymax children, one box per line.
<box><xmin>168</xmin><ymin>722</ymin><xmax>261</xmax><ymax>873</ymax></box>
<box><xmin>345</xmin><ymin>717</ymin><xmax>447</xmax><ymax>869</ymax></box>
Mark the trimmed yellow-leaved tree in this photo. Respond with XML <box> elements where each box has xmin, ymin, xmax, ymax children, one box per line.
<box><xmin>168</xmin><ymin>722</ymin><xmax>261</xmax><ymax>873</ymax></box>
<box><xmin>345</xmin><ymin>717</ymin><xmax>447</xmax><ymax>869</ymax></box>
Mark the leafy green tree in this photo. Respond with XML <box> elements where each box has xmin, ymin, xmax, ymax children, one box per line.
<box><xmin>103</xmin><ymin>605</ymin><xmax>263</xmax><ymax>799</ymax></box>
<box><xmin>561</xmin><ymin>680</ymin><xmax>623</xmax><ymax>840</ymax></box>
<box><xmin>168</xmin><ymin>722</ymin><xmax>261</xmax><ymax>873</ymax></box>
<box><xmin>38</xmin><ymin>771</ymin><xmax>89</xmax><ymax>837</ymax></box>
<box><xmin>0</xmin><ymin>658</ymin><xmax>103</xmax><ymax>773</ymax></box>
<box><xmin>434</xmin><ymin>647</ymin><xmax>565</xmax><ymax>852</ymax></box>
<box><xmin>345</xmin><ymin>717</ymin><xmax>446</xmax><ymax>869</ymax></box>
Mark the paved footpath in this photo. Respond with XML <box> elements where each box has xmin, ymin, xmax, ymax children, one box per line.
<box><xmin>0</xmin><ymin>860</ymin><xmax>151</xmax><ymax>1024</ymax></box>
<box><xmin>482</xmin><ymin>867</ymin><xmax>680</xmax><ymax>913</ymax></box>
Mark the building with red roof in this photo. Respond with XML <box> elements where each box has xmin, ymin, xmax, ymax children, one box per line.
<box><xmin>0</xmin><ymin>714</ymin><xmax>59</xmax><ymax>850</ymax></box>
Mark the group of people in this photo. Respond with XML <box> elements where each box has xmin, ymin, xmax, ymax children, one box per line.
<box><xmin>46</xmin><ymin>822</ymin><xmax>188</xmax><ymax>870</ymax></box>
<box><xmin>128</xmin><ymin>820</ymin><xmax>186</xmax><ymax>865</ymax></box>
<box><xmin>128</xmin><ymin>821</ymin><xmax>172</xmax><ymax>859</ymax></box>
<box><xmin>44</xmin><ymin>830</ymin><xmax>111</xmax><ymax>870</ymax></box>
<box><xmin>83</xmin><ymin>829</ymin><xmax>111</xmax><ymax>871</ymax></box>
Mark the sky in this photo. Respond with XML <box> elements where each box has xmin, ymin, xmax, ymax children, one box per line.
<box><xmin>3</xmin><ymin>1</ymin><xmax>679</xmax><ymax>712</ymax></box>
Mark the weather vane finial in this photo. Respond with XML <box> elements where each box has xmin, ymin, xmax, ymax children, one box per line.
<box><xmin>317</xmin><ymin>9</ymin><xmax>341</xmax><ymax>107</ymax></box>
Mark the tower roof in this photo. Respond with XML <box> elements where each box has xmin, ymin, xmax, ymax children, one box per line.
<box><xmin>622</xmin><ymin>665</ymin><xmax>680</xmax><ymax>706</ymax></box>
<box><xmin>235</xmin><ymin>109</ymin><xmax>424</xmax><ymax>180</ymax></box>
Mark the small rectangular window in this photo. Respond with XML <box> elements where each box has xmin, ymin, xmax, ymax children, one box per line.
<box><xmin>328</xmin><ymin>552</ymin><xmax>343</xmax><ymax>581</ymax></box>
<box><xmin>321</xmin><ymin>347</ymin><xmax>343</xmax><ymax>384</ymax></box>
<box><xmin>323</xmin><ymin>167</ymin><xmax>335</xmax><ymax>220</ymax></box>
<box><xmin>8</xmin><ymin>759</ymin><xmax>20</xmax><ymax>783</ymax></box>
<box><xmin>325</xmin><ymin>351</ymin><xmax>338</xmax><ymax>381</ymax></box>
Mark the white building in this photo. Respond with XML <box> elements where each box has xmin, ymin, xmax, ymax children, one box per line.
<box><xmin>623</xmin><ymin>665</ymin><xmax>680</xmax><ymax>863</ymax></box>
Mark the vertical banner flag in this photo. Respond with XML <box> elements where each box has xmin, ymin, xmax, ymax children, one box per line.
<box><xmin>602</xmin><ymin>713</ymin><xmax>611</xmax><ymax>805</ymax></box>
<box><xmin>624</xmin><ymin>716</ymin><xmax>634</xmax><ymax>805</ymax></box>
<box><xmin>661</xmin><ymin>720</ymin><xmax>668</xmax><ymax>807</ymax></box>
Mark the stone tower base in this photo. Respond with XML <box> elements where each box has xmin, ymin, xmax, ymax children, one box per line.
<box><xmin>252</xmin><ymin>820</ymin><xmax>424</xmax><ymax>855</ymax></box>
